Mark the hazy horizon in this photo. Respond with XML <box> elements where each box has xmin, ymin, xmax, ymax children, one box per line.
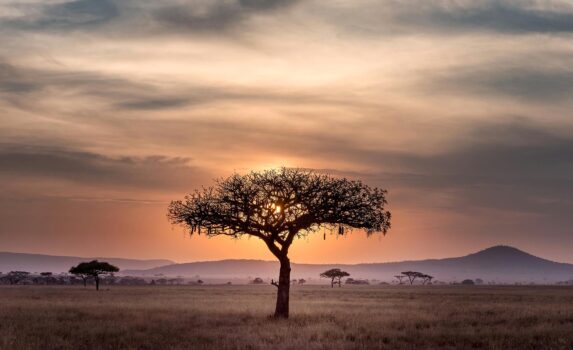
<box><xmin>2</xmin><ymin>243</ymin><xmax>572</xmax><ymax>266</ymax></box>
<box><xmin>1</xmin><ymin>0</ymin><xmax>572</xmax><ymax>264</ymax></box>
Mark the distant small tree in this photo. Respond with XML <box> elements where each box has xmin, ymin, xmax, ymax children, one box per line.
<box><xmin>251</xmin><ymin>277</ymin><xmax>264</xmax><ymax>284</ymax></box>
<box><xmin>40</xmin><ymin>272</ymin><xmax>53</xmax><ymax>277</ymax></box>
<box><xmin>298</xmin><ymin>278</ymin><xmax>306</xmax><ymax>285</ymax></box>
<box><xmin>402</xmin><ymin>271</ymin><xmax>419</xmax><ymax>284</ymax></box>
<box><xmin>421</xmin><ymin>274</ymin><xmax>434</xmax><ymax>285</ymax></box>
<box><xmin>461</xmin><ymin>279</ymin><xmax>475</xmax><ymax>285</ymax></box>
<box><xmin>475</xmin><ymin>278</ymin><xmax>484</xmax><ymax>285</ymax></box>
<box><xmin>69</xmin><ymin>260</ymin><xmax>119</xmax><ymax>290</ymax></box>
<box><xmin>320</xmin><ymin>268</ymin><xmax>350</xmax><ymax>287</ymax></box>
<box><xmin>394</xmin><ymin>275</ymin><xmax>406</xmax><ymax>284</ymax></box>
<box><xmin>401</xmin><ymin>271</ymin><xmax>426</xmax><ymax>285</ymax></box>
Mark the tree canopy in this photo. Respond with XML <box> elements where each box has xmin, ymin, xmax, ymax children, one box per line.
<box><xmin>168</xmin><ymin>168</ymin><xmax>391</xmax><ymax>318</ymax></box>
<box><xmin>168</xmin><ymin>168</ymin><xmax>391</xmax><ymax>245</ymax></box>
<box><xmin>320</xmin><ymin>268</ymin><xmax>351</xmax><ymax>287</ymax></box>
<box><xmin>399</xmin><ymin>271</ymin><xmax>434</xmax><ymax>285</ymax></box>
<box><xmin>69</xmin><ymin>260</ymin><xmax>119</xmax><ymax>290</ymax></box>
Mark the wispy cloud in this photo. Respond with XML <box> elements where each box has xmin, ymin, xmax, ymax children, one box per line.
<box><xmin>419</xmin><ymin>61</ymin><xmax>573</xmax><ymax>102</ymax></box>
<box><xmin>0</xmin><ymin>144</ymin><xmax>209</xmax><ymax>192</ymax></box>
<box><xmin>1</xmin><ymin>0</ymin><xmax>301</xmax><ymax>37</ymax></box>
<box><xmin>312</xmin><ymin>0</ymin><xmax>573</xmax><ymax>36</ymax></box>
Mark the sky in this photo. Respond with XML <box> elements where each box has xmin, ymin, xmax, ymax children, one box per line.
<box><xmin>1</xmin><ymin>0</ymin><xmax>572</xmax><ymax>264</ymax></box>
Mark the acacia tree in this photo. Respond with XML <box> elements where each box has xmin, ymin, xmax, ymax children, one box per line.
<box><xmin>320</xmin><ymin>268</ymin><xmax>350</xmax><ymax>288</ymax></box>
<box><xmin>70</xmin><ymin>268</ymin><xmax>90</xmax><ymax>287</ymax></box>
<box><xmin>401</xmin><ymin>271</ymin><xmax>422</xmax><ymax>285</ymax></box>
<box><xmin>394</xmin><ymin>275</ymin><xmax>406</xmax><ymax>284</ymax></box>
<box><xmin>69</xmin><ymin>260</ymin><xmax>119</xmax><ymax>290</ymax></box>
<box><xmin>168</xmin><ymin>168</ymin><xmax>391</xmax><ymax>318</ymax></box>
<box><xmin>421</xmin><ymin>274</ymin><xmax>434</xmax><ymax>285</ymax></box>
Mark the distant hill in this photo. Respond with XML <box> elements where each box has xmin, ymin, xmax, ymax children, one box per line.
<box><xmin>124</xmin><ymin>246</ymin><xmax>573</xmax><ymax>284</ymax></box>
<box><xmin>0</xmin><ymin>252</ymin><xmax>174</xmax><ymax>273</ymax></box>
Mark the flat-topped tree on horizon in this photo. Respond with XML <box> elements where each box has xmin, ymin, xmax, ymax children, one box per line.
<box><xmin>168</xmin><ymin>168</ymin><xmax>391</xmax><ymax>318</ymax></box>
<box><xmin>69</xmin><ymin>260</ymin><xmax>119</xmax><ymax>290</ymax></box>
<box><xmin>320</xmin><ymin>268</ymin><xmax>350</xmax><ymax>288</ymax></box>
<box><xmin>401</xmin><ymin>271</ymin><xmax>424</xmax><ymax>285</ymax></box>
<box><xmin>421</xmin><ymin>274</ymin><xmax>434</xmax><ymax>285</ymax></box>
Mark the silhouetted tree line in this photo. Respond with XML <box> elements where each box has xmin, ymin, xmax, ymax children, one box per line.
<box><xmin>0</xmin><ymin>271</ymin><xmax>152</xmax><ymax>286</ymax></box>
<box><xmin>345</xmin><ymin>278</ymin><xmax>369</xmax><ymax>285</ymax></box>
<box><xmin>152</xmin><ymin>277</ymin><xmax>186</xmax><ymax>285</ymax></box>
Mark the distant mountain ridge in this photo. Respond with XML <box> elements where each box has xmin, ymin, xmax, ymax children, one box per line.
<box><xmin>0</xmin><ymin>252</ymin><xmax>174</xmax><ymax>273</ymax></box>
<box><xmin>124</xmin><ymin>246</ymin><xmax>573</xmax><ymax>283</ymax></box>
<box><xmin>3</xmin><ymin>246</ymin><xmax>572</xmax><ymax>283</ymax></box>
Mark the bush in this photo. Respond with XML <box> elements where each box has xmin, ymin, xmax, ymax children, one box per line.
<box><xmin>346</xmin><ymin>278</ymin><xmax>369</xmax><ymax>285</ymax></box>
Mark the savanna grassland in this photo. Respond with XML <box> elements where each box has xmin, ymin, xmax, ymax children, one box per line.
<box><xmin>1</xmin><ymin>285</ymin><xmax>573</xmax><ymax>350</ymax></box>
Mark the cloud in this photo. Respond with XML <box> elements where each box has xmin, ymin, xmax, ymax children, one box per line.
<box><xmin>0</xmin><ymin>59</ymin><xmax>241</xmax><ymax>111</ymax></box>
<box><xmin>422</xmin><ymin>64</ymin><xmax>573</xmax><ymax>102</ymax></box>
<box><xmin>2</xmin><ymin>0</ymin><xmax>573</xmax><ymax>41</ymax></box>
<box><xmin>317</xmin><ymin>120</ymin><xmax>573</xmax><ymax>216</ymax></box>
<box><xmin>0</xmin><ymin>59</ymin><xmax>150</xmax><ymax>109</ymax></box>
<box><xmin>397</xmin><ymin>0</ymin><xmax>573</xmax><ymax>34</ymax></box>
<box><xmin>315</xmin><ymin>0</ymin><xmax>573</xmax><ymax>36</ymax></box>
<box><xmin>0</xmin><ymin>144</ymin><xmax>210</xmax><ymax>192</ymax></box>
<box><xmin>2</xmin><ymin>0</ymin><xmax>119</xmax><ymax>31</ymax></box>
<box><xmin>0</xmin><ymin>57</ymin><xmax>380</xmax><ymax>116</ymax></box>
<box><xmin>152</xmin><ymin>0</ymin><xmax>299</xmax><ymax>33</ymax></box>
<box><xmin>1</xmin><ymin>0</ymin><xmax>300</xmax><ymax>36</ymax></box>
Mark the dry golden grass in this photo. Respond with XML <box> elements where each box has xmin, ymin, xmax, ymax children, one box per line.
<box><xmin>1</xmin><ymin>285</ymin><xmax>573</xmax><ymax>349</ymax></box>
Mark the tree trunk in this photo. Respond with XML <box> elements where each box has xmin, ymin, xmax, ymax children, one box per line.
<box><xmin>274</xmin><ymin>258</ymin><xmax>290</xmax><ymax>318</ymax></box>
<box><xmin>331</xmin><ymin>278</ymin><xmax>334</xmax><ymax>288</ymax></box>
<box><xmin>95</xmin><ymin>276</ymin><xmax>99</xmax><ymax>291</ymax></box>
<box><xmin>83</xmin><ymin>278</ymin><xmax>87</xmax><ymax>287</ymax></box>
